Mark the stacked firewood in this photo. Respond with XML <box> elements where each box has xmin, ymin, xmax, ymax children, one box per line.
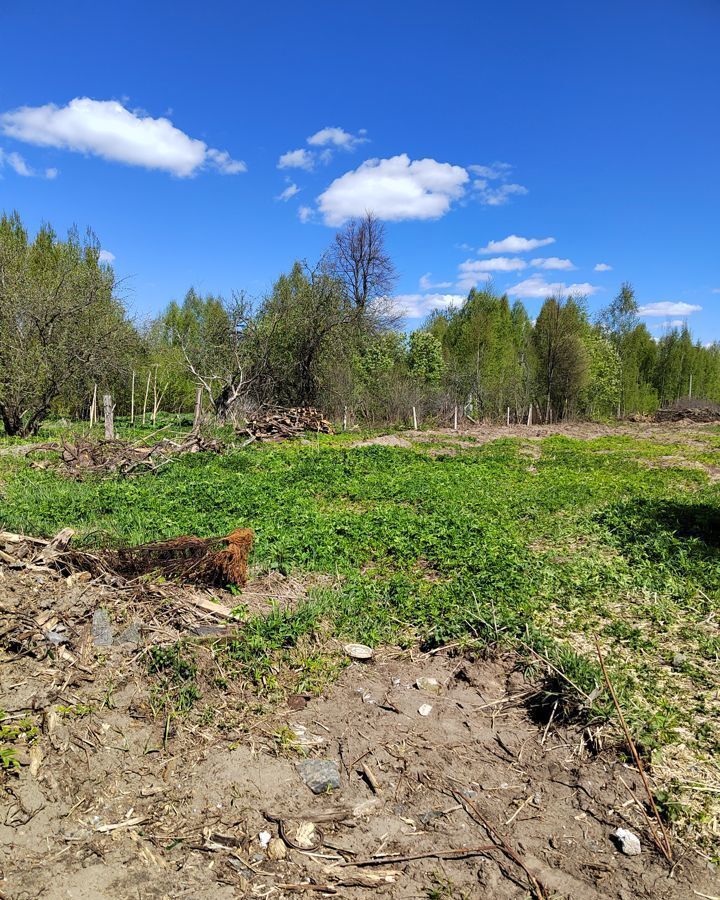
<box><xmin>238</xmin><ymin>407</ymin><xmax>334</xmax><ymax>442</ymax></box>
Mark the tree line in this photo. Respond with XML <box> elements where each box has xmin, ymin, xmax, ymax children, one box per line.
<box><xmin>1</xmin><ymin>209</ymin><xmax>718</xmax><ymax>436</ymax></box>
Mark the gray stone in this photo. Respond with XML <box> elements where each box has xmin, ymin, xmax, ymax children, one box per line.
<box><xmin>117</xmin><ymin>623</ymin><xmax>141</xmax><ymax>645</ymax></box>
<box><xmin>92</xmin><ymin>609</ymin><xmax>113</xmax><ymax>647</ymax></box>
<box><xmin>612</xmin><ymin>827</ymin><xmax>641</xmax><ymax>856</ymax></box>
<box><xmin>296</xmin><ymin>759</ymin><xmax>341</xmax><ymax>794</ymax></box>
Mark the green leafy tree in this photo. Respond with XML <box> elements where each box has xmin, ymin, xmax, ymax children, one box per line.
<box><xmin>0</xmin><ymin>212</ymin><xmax>133</xmax><ymax>435</ymax></box>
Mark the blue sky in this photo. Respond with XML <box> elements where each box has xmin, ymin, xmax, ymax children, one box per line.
<box><xmin>1</xmin><ymin>0</ymin><xmax>718</xmax><ymax>338</ymax></box>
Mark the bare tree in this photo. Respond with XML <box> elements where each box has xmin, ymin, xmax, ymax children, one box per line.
<box><xmin>328</xmin><ymin>212</ymin><xmax>397</xmax><ymax>311</ymax></box>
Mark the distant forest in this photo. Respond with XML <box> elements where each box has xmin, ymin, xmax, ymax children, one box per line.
<box><xmin>1</xmin><ymin>210</ymin><xmax>718</xmax><ymax>436</ymax></box>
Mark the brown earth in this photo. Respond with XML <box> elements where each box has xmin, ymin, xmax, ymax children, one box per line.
<box><xmin>1</xmin><ymin>567</ymin><xmax>718</xmax><ymax>900</ymax></box>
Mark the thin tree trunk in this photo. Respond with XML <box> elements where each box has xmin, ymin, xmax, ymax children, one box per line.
<box><xmin>103</xmin><ymin>394</ymin><xmax>114</xmax><ymax>440</ymax></box>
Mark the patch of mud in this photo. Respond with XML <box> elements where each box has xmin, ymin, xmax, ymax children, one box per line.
<box><xmin>1</xmin><ymin>568</ymin><xmax>716</xmax><ymax>899</ymax></box>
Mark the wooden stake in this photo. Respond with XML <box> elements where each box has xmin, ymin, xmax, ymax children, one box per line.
<box><xmin>142</xmin><ymin>370</ymin><xmax>151</xmax><ymax>426</ymax></box>
<box><xmin>507</xmin><ymin>406</ymin><xmax>510</xmax><ymax>426</ymax></box>
<box><xmin>103</xmin><ymin>394</ymin><xmax>114</xmax><ymax>440</ymax></box>
<box><xmin>412</xmin><ymin>406</ymin><xmax>418</xmax><ymax>430</ymax></box>
<box><xmin>193</xmin><ymin>386</ymin><xmax>203</xmax><ymax>432</ymax></box>
<box><xmin>130</xmin><ymin>371</ymin><xmax>136</xmax><ymax>425</ymax></box>
<box><xmin>527</xmin><ymin>404</ymin><xmax>533</xmax><ymax>427</ymax></box>
<box><xmin>343</xmin><ymin>406</ymin><xmax>348</xmax><ymax>432</ymax></box>
<box><xmin>453</xmin><ymin>405</ymin><xmax>458</xmax><ymax>431</ymax></box>
<box><xmin>152</xmin><ymin>365</ymin><xmax>158</xmax><ymax>427</ymax></box>
<box><xmin>90</xmin><ymin>384</ymin><xmax>98</xmax><ymax>428</ymax></box>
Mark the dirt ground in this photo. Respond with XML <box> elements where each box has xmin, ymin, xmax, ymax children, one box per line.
<box><xmin>1</xmin><ymin>566</ymin><xmax>719</xmax><ymax>900</ymax></box>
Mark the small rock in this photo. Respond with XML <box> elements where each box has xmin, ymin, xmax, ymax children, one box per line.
<box><xmin>117</xmin><ymin>623</ymin><xmax>141</xmax><ymax>645</ymax></box>
<box><xmin>418</xmin><ymin>703</ymin><xmax>433</xmax><ymax>717</ymax></box>
<box><xmin>671</xmin><ymin>652</ymin><xmax>687</xmax><ymax>670</ymax></box>
<box><xmin>344</xmin><ymin>643</ymin><xmax>373</xmax><ymax>660</ymax></box>
<box><xmin>353</xmin><ymin>798</ymin><xmax>383</xmax><ymax>817</ymax></box>
<box><xmin>266</xmin><ymin>837</ymin><xmax>286</xmax><ymax>860</ymax></box>
<box><xmin>92</xmin><ymin>609</ymin><xmax>113</xmax><ymax>647</ymax></box>
<box><xmin>296</xmin><ymin>759</ymin><xmax>341</xmax><ymax>794</ymax></box>
<box><xmin>416</xmin><ymin>677</ymin><xmax>441</xmax><ymax>694</ymax></box>
<box><xmin>258</xmin><ymin>831</ymin><xmax>271</xmax><ymax>849</ymax></box>
<box><xmin>612</xmin><ymin>827</ymin><xmax>642</xmax><ymax>856</ymax></box>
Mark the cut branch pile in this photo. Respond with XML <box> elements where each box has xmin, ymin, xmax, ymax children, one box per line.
<box><xmin>655</xmin><ymin>401</ymin><xmax>720</xmax><ymax>423</ymax></box>
<box><xmin>238</xmin><ymin>407</ymin><xmax>333</xmax><ymax>442</ymax></box>
<box><xmin>25</xmin><ymin>432</ymin><xmax>225</xmax><ymax>478</ymax></box>
<box><xmin>0</xmin><ymin>527</ymin><xmax>254</xmax><ymax>589</ymax></box>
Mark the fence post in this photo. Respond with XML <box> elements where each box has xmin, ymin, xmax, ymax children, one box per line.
<box><xmin>103</xmin><ymin>394</ymin><xmax>114</xmax><ymax>440</ymax></box>
<box><xmin>142</xmin><ymin>371</ymin><xmax>151</xmax><ymax>426</ymax></box>
<box><xmin>193</xmin><ymin>386</ymin><xmax>203</xmax><ymax>432</ymax></box>
<box><xmin>90</xmin><ymin>384</ymin><xmax>98</xmax><ymax>428</ymax></box>
<box><xmin>343</xmin><ymin>406</ymin><xmax>348</xmax><ymax>432</ymax></box>
<box><xmin>412</xmin><ymin>406</ymin><xmax>418</xmax><ymax>430</ymax></box>
<box><xmin>130</xmin><ymin>371</ymin><xmax>136</xmax><ymax>425</ymax></box>
<box><xmin>506</xmin><ymin>406</ymin><xmax>510</xmax><ymax>426</ymax></box>
<box><xmin>453</xmin><ymin>405</ymin><xmax>458</xmax><ymax>431</ymax></box>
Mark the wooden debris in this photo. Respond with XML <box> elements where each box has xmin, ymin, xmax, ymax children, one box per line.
<box><xmin>25</xmin><ymin>432</ymin><xmax>224</xmax><ymax>479</ymax></box>
<box><xmin>238</xmin><ymin>407</ymin><xmax>333</xmax><ymax>442</ymax></box>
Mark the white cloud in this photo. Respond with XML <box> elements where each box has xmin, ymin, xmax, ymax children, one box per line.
<box><xmin>0</xmin><ymin>98</ymin><xmax>245</xmax><ymax>177</ymax></box>
<box><xmin>276</xmin><ymin>182</ymin><xmax>300</xmax><ymax>202</ymax></box>
<box><xmin>0</xmin><ymin>147</ymin><xmax>57</xmax><ymax>179</ymax></box>
<box><xmin>98</xmin><ymin>249</ymin><xmax>115</xmax><ymax>263</ymax></box>
<box><xmin>457</xmin><ymin>257</ymin><xmax>527</xmax><ymax>291</ymax></box>
<box><xmin>712</xmin><ymin>288</ymin><xmax>720</xmax><ymax>294</ymax></box>
<box><xmin>468</xmin><ymin>162</ymin><xmax>513</xmax><ymax>180</ymax></box>
<box><xmin>507</xmin><ymin>275</ymin><xmax>600</xmax><ymax>299</ymax></box>
<box><xmin>307</xmin><ymin>126</ymin><xmax>366</xmax><ymax>149</ymax></box>
<box><xmin>638</xmin><ymin>301</ymin><xmax>701</xmax><ymax>317</ymax></box>
<box><xmin>298</xmin><ymin>205</ymin><xmax>313</xmax><ymax>224</ymax></box>
<box><xmin>317</xmin><ymin>154</ymin><xmax>469</xmax><ymax>226</ymax></box>
<box><xmin>473</xmin><ymin>182</ymin><xmax>528</xmax><ymax>206</ymax></box>
<box><xmin>278</xmin><ymin>148</ymin><xmax>315</xmax><ymax>171</ymax></box>
<box><xmin>594</xmin><ymin>262</ymin><xmax>613</xmax><ymax>272</ymax></box>
<box><xmin>393</xmin><ymin>292</ymin><xmax>464</xmax><ymax>319</ymax></box>
<box><xmin>479</xmin><ymin>234</ymin><xmax>555</xmax><ymax>254</ymax></box>
<box><xmin>419</xmin><ymin>272</ymin><xmax>453</xmax><ymax>290</ymax></box>
<box><xmin>531</xmin><ymin>257</ymin><xmax>576</xmax><ymax>271</ymax></box>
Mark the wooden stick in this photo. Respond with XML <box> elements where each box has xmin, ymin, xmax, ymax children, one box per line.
<box><xmin>594</xmin><ymin>638</ymin><xmax>673</xmax><ymax>862</ymax></box>
<box><xmin>412</xmin><ymin>406</ymin><xmax>418</xmax><ymax>430</ymax></box>
<box><xmin>152</xmin><ymin>365</ymin><xmax>158</xmax><ymax>426</ymax></box>
<box><xmin>339</xmin><ymin>846</ymin><xmax>496</xmax><ymax>867</ymax></box>
<box><xmin>130</xmin><ymin>371</ymin><xmax>136</xmax><ymax>425</ymax></box>
<box><xmin>193</xmin><ymin>386</ymin><xmax>203</xmax><ymax>433</ymax></box>
<box><xmin>453</xmin><ymin>405</ymin><xmax>458</xmax><ymax>431</ymax></box>
<box><xmin>90</xmin><ymin>384</ymin><xmax>97</xmax><ymax>427</ymax></box>
<box><xmin>142</xmin><ymin>370</ymin><xmax>151</xmax><ymax>425</ymax></box>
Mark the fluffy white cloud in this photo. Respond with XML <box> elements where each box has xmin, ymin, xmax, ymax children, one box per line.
<box><xmin>392</xmin><ymin>292</ymin><xmax>464</xmax><ymax>319</ymax></box>
<box><xmin>0</xmin><ymin>147</ymin><xmax>57</xmax><ymax>178</ymax></box>
<box><xmin>507</xmin><ymin>275</ymin><xmax>600</xmax><ymax>299</ymax></box>
<box><xmin>278</xmin><ymin>148</ymin><xmax>315</xmax><ymax>171</ymax></box>
<box><xmin>307</xmin><ymin>126</ymin><xmax>366</xmax><ymax>149</ymax></box>
<box><xmin>594</xmin><ymin>262</ymin><xmax>613</xmax><ymax>272</ymax></box>
<box><xmin>98</xmin><ymin>249</ymin><xmax>115</xmax><ymax>263</ymax></box>
<box><xmin>531</xmin><ymin>257</ymin><xmax>576</xmax><ymax>271</ymax></box>
<box><xmin>479</xmin><ymin>235</ymin><xmax>555</xmax><ymax>254</ymax></box>
<box><xmin>419</xmin><ymin>272</ymin><xmax>453</xmax><ymax>290</ymax></box>
<box><xmin>457</xmin><ymin>257</ymin><xmax>527</xmax><ymax>291</ymax></box>
<box><xmin>638</xmin><ymin>301</ymin><xmax>701</xmax><ymax>316</ymax></box>
<box><xmin>317</xmin><ymin>154</ymin><xmax>469</xmax><ymax>226</ymax></box>
<box><xmin>297</xmin><ymin>205</ymin><xmax>313</xmax><ymax>223</ymax></box>
<box><xmin>276</xmin><ymin>182</ymin><xmax>300</xmax><ymax>201</ymax></box>
<box><xmin>0</xmin><ymin>98</ymin><xmax>245</xmax><ymax>177</ymax></box>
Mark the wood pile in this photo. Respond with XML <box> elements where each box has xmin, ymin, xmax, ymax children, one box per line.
<box><xmin>25</xmin><ymin>432</ymin><xmax>224</xmax><ymax>478</ymax></box>
<box><xmin>655</xmin><ymin>402</ymin><xmax>720</xmax><ymax>423</ymax></box>
<box><xmin>238</xmin><ymin>407</ymin><xmax>334</xmax><ymax>442</ymax></box>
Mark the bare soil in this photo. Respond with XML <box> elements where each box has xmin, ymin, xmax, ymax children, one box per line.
<box><xmin>1</xmin><ymin>568</ymin><xmax>718</xmax><ymax>899</ymax></box>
